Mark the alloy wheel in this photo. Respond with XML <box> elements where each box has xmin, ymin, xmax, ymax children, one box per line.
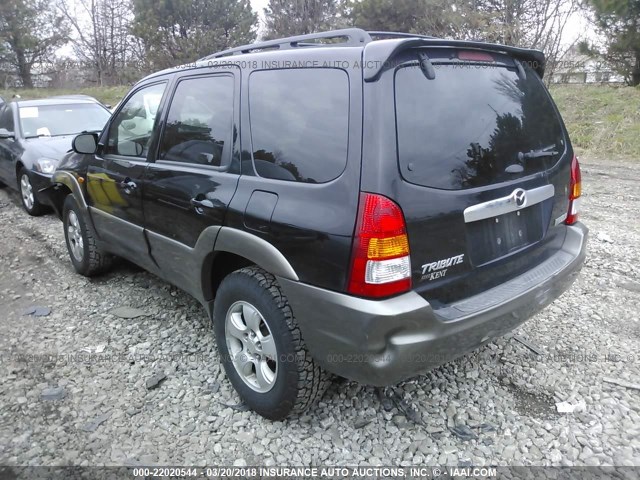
<box><xmin>20</xmin><ymin>174</ymin><xmax>34</xmax><ymax>211</ymax></box>
<box><xmin>67</xmin><ymin>211</ymin><xmax>84</xmax><ymax>262</ymax></box>
<box><xmin>225</xmin><ymin>301</ymin><xmax>278</xmax><ymax>393</ymax></box>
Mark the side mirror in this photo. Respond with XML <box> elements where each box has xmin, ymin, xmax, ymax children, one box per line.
<box><xmin>0</xmin><ymin>128</ymin><xmax>15</xmax><ymax>140</ymax></box>
<box><xmin>73</xmin><ymin>133</ymin><xmax>98</xmax><ymax>154</ymax></box>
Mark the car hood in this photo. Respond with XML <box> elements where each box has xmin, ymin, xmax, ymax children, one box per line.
<box><xmin>23</xmin><ymin>135</ymin><xmax>75</xmax><ymax>161</ymax></box>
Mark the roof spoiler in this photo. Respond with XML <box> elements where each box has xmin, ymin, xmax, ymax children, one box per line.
<box><xmin>363</xmin><ymin>38</ymin><xmax>546</xmax><ymax>81</ymax></box>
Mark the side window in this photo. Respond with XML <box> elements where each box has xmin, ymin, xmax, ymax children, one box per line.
<box><xmin>105</xmin><ymin>83</ymin><xmax>166</xmax><ymax>157</ymax></box>
<box><xmin>249</xmin><ymin>69</ymin><xmax>349</xmax><ymax>183</ymax></box>
<box><xmin>158</xmin><ymin>75</ymin><xmax>234</xmax><ymax>167</ymax></box>
<box><xmin>0</xmin><ymin>106</ymin><xmax>14</xmax><ymax>132</ymax></box>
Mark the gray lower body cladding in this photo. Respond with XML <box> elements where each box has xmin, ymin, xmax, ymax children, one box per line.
<box><xmin>279</xmin><ymin>223</ymin><xmax>588</xmax><ymax>386</ymax></box>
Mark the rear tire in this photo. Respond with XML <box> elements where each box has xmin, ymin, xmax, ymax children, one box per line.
<box><xmin>63</xmin><ymin>195</ymin><xmax>113</xmax><ymax>276</ymax></box>
<box><xmin>18</xmin><ymin>168</ymin><xmax>47</xmax><ymax>216</ymax></box>
<box><xmin>214</xmin><ymin>266</ymin><xmax>330</xmax><ymax>420</ymax></box>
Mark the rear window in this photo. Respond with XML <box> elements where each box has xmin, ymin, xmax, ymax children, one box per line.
<box><xmin>249</xmin><ymin>68</ymin><xmax>349</xmax><ymax>183</ymax></box>
<box><xmin>395</xmin><ymin>60</ymin><xmax>565</xmax><ymax>190</ymax></box>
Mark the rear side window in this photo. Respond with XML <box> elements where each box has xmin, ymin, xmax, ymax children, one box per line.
<box><xmin>159</xmin><ymin>75</ymin><xmax>234</xmax><ymax>167</ymax></box>
<box><xmin>249</xmin><ymin>69</ymin><xmax>349</xmax><ymax>183</ymax></box>
<box><xmin>395</xmin><ymin>59</ymin><xmax>565</xmax><ymax>190</ymax></box>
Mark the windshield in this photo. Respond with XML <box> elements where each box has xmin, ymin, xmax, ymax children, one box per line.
<box><xmin>395</xmin><ymin>58</ymin><xmax>566</xmax><ymax>190</ymax></box>
<box><xmin>19</xmin><ymin>103</ymin><xmax>111</xmax><ymax>138</ymax></box>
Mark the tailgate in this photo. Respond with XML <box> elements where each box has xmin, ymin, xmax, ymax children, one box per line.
<box><xmin>363</xmin><ymin>46</ymin><xmax>573</xmax><ymax>304</ymax></box>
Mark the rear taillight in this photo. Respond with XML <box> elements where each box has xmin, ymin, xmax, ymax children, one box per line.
<box><xmin>566</xmin><ymin>155</ymin><xmax>582</xmax><ymax>225</ymax></box>
<box><xmin>457</xmin><ymin>50</ymin><xmax>495</xmax><ymax>62</ymax></box>
<box><xmin>347</xmin><ymin>193</ymin><xmax>412</xmax><ymax>298</ymax></box>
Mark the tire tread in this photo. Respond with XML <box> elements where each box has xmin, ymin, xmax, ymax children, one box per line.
<box><xmin>63</xmin><ymin>195</ymin><xmax>113</xmax><ymax>276</ymax></box>
<box><xmin>219</xmin><ymin>266</ymin><xmax>331</xmax><ymax>418</ymax></box>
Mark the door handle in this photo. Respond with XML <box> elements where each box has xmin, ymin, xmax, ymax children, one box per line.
<box><xmin>190</xmin><ymin>198</ymin><xmax>214</xmax><ymax>211</ymax></box>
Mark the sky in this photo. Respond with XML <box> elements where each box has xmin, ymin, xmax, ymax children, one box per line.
<box><xmin>251</xmin><ymin>0</ymin><xmax>269</xmax><ymax>15</ymax></box>
<box><xmin>251</xmin><ymin>0</ymin><xmax>268</xmax><ymax>33</ymax></box>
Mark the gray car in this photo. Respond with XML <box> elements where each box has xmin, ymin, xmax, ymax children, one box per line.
<box><xmin>0</xmin><ymin>96</ymin><xmax>111</xmax><ymax>215</ymax></box>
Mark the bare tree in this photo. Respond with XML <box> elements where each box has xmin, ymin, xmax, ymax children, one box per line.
<box><xmin>57</xmin><ymin>0</ymin><xmax>140</xmax><ymax>86</ymax></box>
<box><xmin>462</xmin><ymin>0</ymin><xmax>581</xmax><ymax>82</ymax></box>
<box><xmin>519</xmin><ymin>0</ymin><xmax>582</xmax><ymax>82</ymax></box>
<box><xmin>346</xmin><ymin>0</ymin><xmax>581</xmax><ymax>78</ymax></box>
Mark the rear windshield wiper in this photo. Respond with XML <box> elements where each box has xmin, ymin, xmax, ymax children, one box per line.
<box><xmin>513</xmin><ymin>59</ymin><xmax>526</xmax><ymax>80</ymax></box>
<box><xmin>518</xmin><ymin>145</ymin><xmax>559</xmax><ymax>161</ymax></box>
<box><xmin>417</xmin><ymin>51</ymin><xmax>436</xmax><ymax>80</ymax></box>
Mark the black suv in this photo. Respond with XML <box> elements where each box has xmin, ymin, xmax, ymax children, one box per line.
<box><xmin>45</xmin><ymin>29</ymin><xmax>588</xmax><ymax>420</ymax></box>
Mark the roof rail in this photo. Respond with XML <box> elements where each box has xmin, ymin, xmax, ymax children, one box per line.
<box><xmin>197</xmin><ymin>30</ymin><xmax>546</xmax><ymax>78</ymax></box>
<box><xmin>203</xmin><ymin>28</ymin><xmax>372</xmax><ymax>60</ymax></box>
<box><xmin>368</xmin><ymin>31</ymin><xmax>435</xmax><ymax>40</ymax></box>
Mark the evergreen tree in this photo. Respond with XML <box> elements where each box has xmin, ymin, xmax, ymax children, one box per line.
<box><xmin>581</xmin><ymin>0</ymin><xmax>640</xmax><ymax>85</ymax></box>
<box><xmin>345</xmin><ymin>0</ymin><xmax>489</xmax><ymax>39</ymax></box>
<box><xmin>131</xmin><ymin>0</ymin><xmax>257</xmax><ymax>69</ymax></box>
<box><xmin>263</xmin><ymin>0</ymin><xmax>346</xmax><ymax>39</ymax></box>
<box><xmin>0</xmin><ymin>0</ymin><xmax>68</xmax><ymax>88</ymax></box>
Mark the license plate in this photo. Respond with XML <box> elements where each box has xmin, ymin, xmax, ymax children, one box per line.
<box><xmin>466</xmin><ymin>205</ymin><xmax>543</xmax><ymax>266</ymax></box>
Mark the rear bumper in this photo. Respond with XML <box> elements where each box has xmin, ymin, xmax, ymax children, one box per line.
<box><xmin>279</xmin><ymin>222</ymin><xmax>588</xmax><ymax>386</ymax></box>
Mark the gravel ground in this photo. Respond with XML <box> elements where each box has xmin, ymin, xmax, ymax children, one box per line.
<box><xmin>0</xmin><ymin>158</ymin><xmax>638</xmax><ymax>468</ymax></box>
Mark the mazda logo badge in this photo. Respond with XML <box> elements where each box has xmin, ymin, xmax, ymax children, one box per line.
<box><xmin>513</xmin><ymin>189</ymin><xmax>527</xmax><ymax>208</ymax></box>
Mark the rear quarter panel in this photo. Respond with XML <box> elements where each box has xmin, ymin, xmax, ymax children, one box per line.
<box><xmin>224</xmin><ymin>48</ymin><xmax>365</xmax><ymax>292</ymax></box>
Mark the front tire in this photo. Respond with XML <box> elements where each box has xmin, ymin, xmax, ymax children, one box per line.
<box><xmin>214</xmin><ymin>266</ymin><xmax>330</xmax><ymax>420</ymax></box>
<box><xmin>63</xmin><ymin>195</ymin><xmax>113</xmax><ymax>276</ymax></box>
<box><xmin>18</xmin><ymin>168</ymin><xmax>47</xmax><ymax>216</ymax></box>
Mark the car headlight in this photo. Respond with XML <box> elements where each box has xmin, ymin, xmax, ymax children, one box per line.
<box><xmin>35</xmin><ymin>157</ymin><xmax>57</xmax><ymax>174</ymax></box>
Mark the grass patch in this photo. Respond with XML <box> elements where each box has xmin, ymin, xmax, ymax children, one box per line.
<box><xmin>549</xmin><ymin>84</ymin><xmax>640</xmax><ymax>160</ymax></box>
<box><xmin>0</xmin><ymin>86</ymin><xmax>129</xmax><ymax>108</ymax></box>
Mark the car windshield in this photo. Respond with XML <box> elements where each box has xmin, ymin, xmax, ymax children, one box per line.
<box><xmin>19</xmin><ymin>103</ymin><xmax>111</xmax><ymax>138</ymax></box>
